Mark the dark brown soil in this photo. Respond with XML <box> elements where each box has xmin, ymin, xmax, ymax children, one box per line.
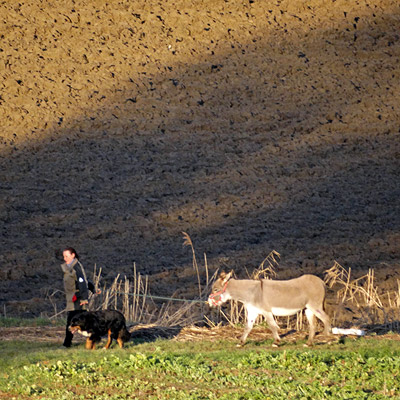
<box><xmin>0</xmin><ymin>0</ymin><xmax>399</xmax><ymax>319</ymax></box>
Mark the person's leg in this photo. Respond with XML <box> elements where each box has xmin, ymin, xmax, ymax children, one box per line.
<box><xmin>63</xmin><ymin>311</ymin><xmax>73</xmax><ymax>347</ymax></box>
<box><xmin>63</xmin><ymin>310</ymin><xmax>81</xmax><ymax>347</ymax></box>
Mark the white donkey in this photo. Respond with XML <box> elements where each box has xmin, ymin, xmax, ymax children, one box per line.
<box><xmin>208</xmin><ymin>271</ymin><xmax>331</xmax><ymax>346</ymax></box>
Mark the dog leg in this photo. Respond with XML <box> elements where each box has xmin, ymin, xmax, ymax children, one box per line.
<box><xmin>117</xmin><ymin>338</ymin><xmax>124</xmax><ymax>348</ymax></box>
<box><xmin>86</xmin><ymin>338</ymin><xmax>94</xmax><ymax>350</ymax></box>
<box><xmin>104</xmin><ymin>329</ymin><xmax>112</xmax><ymax>349</ymax></box>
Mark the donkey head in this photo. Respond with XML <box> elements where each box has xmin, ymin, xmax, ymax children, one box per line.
<box><xmin>208</xmin><ymin>271</ymin><xmax>233</xmax><ymax>307</ymax></box>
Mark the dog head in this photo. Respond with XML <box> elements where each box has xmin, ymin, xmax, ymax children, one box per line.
<box><xmin>69</xmin><ymin>312</ymin><xmax>99</xmax><ymax>337</ymax></box>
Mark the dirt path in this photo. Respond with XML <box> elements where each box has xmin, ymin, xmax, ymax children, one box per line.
<box><xmin>1</xmin><ymin>325</ymin><xmax>399</xmax><ymax>346</ymax></box>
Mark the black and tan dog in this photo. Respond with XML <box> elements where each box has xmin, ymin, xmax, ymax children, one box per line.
<box><xmin>69</xmin><ymin>310</ymin><xmax>131</xmax><ymax>349</ymax></box>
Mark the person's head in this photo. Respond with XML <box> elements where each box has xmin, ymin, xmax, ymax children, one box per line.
<box><xmin>63</xmin><ymin>247</ymin><xmax>79</xmax><ymax>264</ymax></box>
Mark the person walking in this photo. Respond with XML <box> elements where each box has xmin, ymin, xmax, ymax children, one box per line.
<box><xmin>61</xmin><ymin>247</ymin><xmax>90</xmax><ymax>347</ymax></box>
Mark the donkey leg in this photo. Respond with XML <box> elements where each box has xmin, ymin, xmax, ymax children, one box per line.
<box><xmin>305</xmin><ymin>308</ymin><xmax>316</xmax><ymax>346</ymax></box>
<box><xmin>317</xmin><ymin>309</ymin><xmax>331</xmax><ymax>335</ymax></box>
<box><xmin>264</xmin><ymin>312</ymin><xmax>281</xmax><ymax>347</ymax></box>
<box><xmin>309</xmin><ymin>306</ymin><xmax>331</xmax><ymax>336</ymax></box>
<box><xmin>240</xmin><ymin>307</ymin><xmax>259</xmax><ymax>346</ymax></box>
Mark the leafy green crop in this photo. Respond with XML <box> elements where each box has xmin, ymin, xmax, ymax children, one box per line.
<box><xmin>1</xmin><ymin>338</ymin><xmax>399</xmax><ymax>399</ymax></box>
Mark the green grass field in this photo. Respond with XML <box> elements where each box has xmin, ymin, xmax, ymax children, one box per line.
<box><xmin>1</xmin><ymin>332</ymin><xmax>399</xmax><ymax>400</ymax></box>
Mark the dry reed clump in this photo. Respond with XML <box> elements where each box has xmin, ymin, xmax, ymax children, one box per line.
<box><xmin>325</xmin><ymin>261</ymin><xmax>400</xmax><ymax>333</ymax></box>
<box><xmin>87</xmin><ymin>261</ymin><xmax>209</xmax><ymax>327</ymax></box>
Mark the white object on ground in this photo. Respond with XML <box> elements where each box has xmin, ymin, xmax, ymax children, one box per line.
<box><xmin>332</xmin><ymin>327</ymin><xmax>365</xmax><ymax>336</ymax></box>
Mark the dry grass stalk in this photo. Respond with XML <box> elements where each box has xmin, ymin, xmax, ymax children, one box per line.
<box><xmin>203</xmin><ymin>314</ymin><xmax>217</xmax><ymax>328</ymax></box>
<box><xmin>251</xmin><ymin>250</ymin><xmax>280</xmax><ymax>280</ymax></box>
<box><xmin>204</xmin><ymin>253</ymin><xmax>209</xmax><ymax>290</ymax></box>
<box><xmin>44</xmin><ymin>289</ymin><xmax>64</xmax><ymax>319</ymax></box>
<box><xmin>219</xmin><ymin>307</ymin><xmax>238</xmax><ymax>328</ymax></box>
<box><xmin>295</xmin><ymin>310</ymin><xmax>303</xmax><ymax>332</ymax></box>
<box><xmin>182</xmin><ymin>231</ymin><xmax>202</xmax><ymax>297</ymax></box>
<box><xmin>155</xmin><ymin>300</ymin><xmax>205</xmax><ymax>327</ymax></box>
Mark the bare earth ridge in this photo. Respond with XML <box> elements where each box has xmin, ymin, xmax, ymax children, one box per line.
<box><xmin>0</xmin><ymin>0</ymin><xmax>399</xmax><ymax>318</ymax></box>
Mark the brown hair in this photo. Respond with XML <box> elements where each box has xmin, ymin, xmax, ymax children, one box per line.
<box><xmin>63</xmin><ymin>247</ymin><xmax>79</xmax><ymax>260</ymax></box>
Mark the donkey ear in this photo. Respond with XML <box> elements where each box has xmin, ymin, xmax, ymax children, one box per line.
<box><xmin>221</xmin><ymin>270</ymin><xmax>233</xmax><ymax>283</ymax></box>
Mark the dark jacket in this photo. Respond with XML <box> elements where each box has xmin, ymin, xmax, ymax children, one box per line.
<box><xmin>61</xmin><ymin>259</ymin><xmax>89</xmax><ymax>311</ymax></box>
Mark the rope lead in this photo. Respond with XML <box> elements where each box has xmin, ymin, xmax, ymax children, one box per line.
<box><xmin>115</xmin><ymin>291</ymin><xmax>206</xmax><ymax>304</ymax></box>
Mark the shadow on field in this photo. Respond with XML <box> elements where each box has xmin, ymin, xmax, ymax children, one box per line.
<box><xmin>129</xmin><ymin>325</ymin><xmax>182</xmax><ymax>344</ymax></box>
<box><xmin>362</xmin><ymin>323</ymin><xmax>400</xmax><ymax>336</ymax></box>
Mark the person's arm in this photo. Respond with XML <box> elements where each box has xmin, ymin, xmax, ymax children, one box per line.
<box><xmin>74</xmin><ymin>263</ymin><xmax>89</xmax><ymax>304</ymax></box>
<box><xmin>88</xmin><ymin>280</ymin><xmax>101</xmax><ymax>295</ymax></box>
<box><xmin>88</xmin><ymin>280</ymin><xmax>95</xmax><ymax>293</ymax></box>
